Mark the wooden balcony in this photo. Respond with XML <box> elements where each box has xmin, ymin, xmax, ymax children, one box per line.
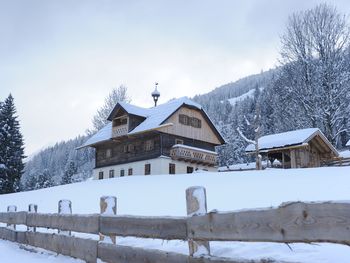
<box><xmin>170</xmin><ymin>144</ymin><xmax>217</xmax><ymax>166</ymax></box>
<box><xmin>112</xmin><ymin>125</ymin><xmax>128</xmax><ymax>138</ymax></box>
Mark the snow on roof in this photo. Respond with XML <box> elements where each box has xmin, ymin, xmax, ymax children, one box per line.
<box><xmin>80</xmin><ymin>97</ymin><xmax>203</xmax><ymax>148</ymax></box>
<box><xmin>78</xmin><ymin>122</ymin><xmax>112</xmax><ymax>148</ymax></box>
<box><xmin>245</xmin><ymin>128</ymin><xmax>325</xmax><ymax>152</ymax></box>
<box><xmin>129</xmin><ymin>97</ymin><xmax>201</xmax><ymax>135</ymax></box>
<box><xmin>118</xmin><ymin>101</ymin><xmax>150</xmax><ymax>118</ymax></box>
<box><xmin>346</xmin><ymin>140</ymin><xmax>350</xmax><ymax>147</ymax></box>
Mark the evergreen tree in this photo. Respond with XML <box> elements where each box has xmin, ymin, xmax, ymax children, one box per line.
<box><xmin>0</xmin><ymin>94</ymin><xmax>25</xmax><ymax>194</ymax></box>
<box><xmin>36</xmin><ymin>169</ymin><xmax>54</xmax><ymax>189</ymax></box>
<box><xmin>61</xmin><ymin>161</ymin><xmax>77</xmax><ymax>185</ymax></box>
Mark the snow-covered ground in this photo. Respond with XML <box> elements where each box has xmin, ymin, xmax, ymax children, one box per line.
<box><xmin>339</xmin><ymin>149</ymin><xmax>350</xmax><ymax>158</ymax></box>
<box><xmin>0</xmin><ymin>239</ymin><xmax>82</xmax><ymax>262</ymax></box>
<box><xmin>1</xmin><ymin>167</ymin><xmax>350</xmax><ymax>262</ymax></box>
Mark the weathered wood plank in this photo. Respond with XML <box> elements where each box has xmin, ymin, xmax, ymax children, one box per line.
<box><xmin>26</xmin><ymin>232</ymin><xmax>97</xmax><ymax>263</ymax></box>
<box><xmin>98</xmin><ymin>244</ymin><xmax>289</xmax><ymax>263</ymax></box>
<box><xmin>0</xmin><ymin>212</ymin><xmax>27</xmax><ymax>225</ymax></box>
<box><xmin>188</xmin><ymin>202</ymin><xmax>350</xmax><ymax>244</ymax></box>
<box><xmin>100</xmin><ymin>215</ymin><xmax>187</xmax><ymax>240</ymax></box>
<box><xmin>98</xmin><ymin>243</ymin><xmax>188</xmax><ymax>263</ymax></box>
<box><xmin>26</xmin><ymin>213</ymin><xmax>100</xmax><ymax>234</ymax></box>
<box><xmin>0</xmin><ymin>227</ymin><xmax>17</xmax><ymax>242</ymax></box>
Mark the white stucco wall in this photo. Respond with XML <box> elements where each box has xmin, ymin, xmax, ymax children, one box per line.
<box><xmin>93</xmin><ymin>156</ymin><xmax>217</xmax><ymax>179</ymax></box>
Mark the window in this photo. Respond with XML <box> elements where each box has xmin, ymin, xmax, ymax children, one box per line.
<box><xmin>175</xmin><ymin>139</ymin><xmax>184</xmax><ymax>145</ymax></box>
<box><xmin>106</xmin><ymin>149</ymin><xmax>112</xmax><ymax>158</ymax></box>
<box><xmin>120</xmin><ymin>169</ymin><xmax>125</xmax><ymax>177</ymax></box>
<box><xmin>191</xmin><ymin>117</ymin><xmax>202</xmax><ymax>128</ymax></box>
<box><xmin>113</xmin><ymin>117</ymin><xmax>128</xmax><ymax>126</ymax></box>
<box><xmin>187</xmin><ymin>166</ymin><xmax>194</xmax><ymax>174</ymax></box>
<box><xmin>109</xmin><ymin>170</ymin><xmax>114</xmax><ymax>178</ymax></box>
<box><xmin>144</xmin><ymin>140</ymin><xmax>154</xmax><ymax>151</ymax></box>
<box><xmin>98</xmin><ymin>171</ymin><xmax>104</xmax><ymax>180</ymax></box>
<box><xmin>145</xmin><ymin>163</ymin><xmax>151</xmax><ymax>175</ymax></box>
<box><xmin>128</xmin><ymin>144</ymin><xmax>135</xmax><ymax>153</ymax></box>
<box><xmin>124</xmin><ymin>144</ymin><xmax>135</xmax><ymax>153</ymax></box>
<box><xmin>179</xmin><ymin>114</ymin><xmax>189</xmax><ymax>125</ymax></box>
<box><xmin>128</xmin><ymin>168</ymin><xmax>133</xmax><ymax>176</ymax></box>
<box><xmin>169</xmin><ymin>163</ymin><xmax>176</xmax><ymax>174</ymax></box>
<box><xmin>179</xmin><ymin>114</ymin><xmax>201</xmax><ymax>128</ymax></box>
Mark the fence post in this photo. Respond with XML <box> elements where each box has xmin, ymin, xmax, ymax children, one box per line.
<box><xmin>186</xmin><ymin>186</ymin><xmax>210</xmax><ymax>257</ymax></box>
<box><xmin>58</xmin><ymin>199</ymin><xmax>72</xmax><ymax>235</ymax></box>
<box><xmin>27</xmin><ymin>204</ymin><xmax>38</xmax><ymax>232</ymax></box>
<box><xmin>7</xmin><ymin>205</ymin><xmax>17</xmax><ymax>230</ymax></box>
<box><xmin>100</xmin><ymin>196</ymin><xmax>117</xmax><ymax>244</ymax></box>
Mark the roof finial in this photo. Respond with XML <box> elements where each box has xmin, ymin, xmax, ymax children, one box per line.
<box><xmin>151</xmin><ymin>82</ymin><xmax>160</xmax><ymax>107</ymax></box>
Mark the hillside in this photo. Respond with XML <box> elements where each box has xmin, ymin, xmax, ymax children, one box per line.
<box><xmin>2</xmin><ymin>167</ymin><xmax>350</xmax><ymax>262</ymax></box>
<box><xmin>21</xmin><ymin>70</ymin><xmax>277</xmax><ymax>190</ymax></box>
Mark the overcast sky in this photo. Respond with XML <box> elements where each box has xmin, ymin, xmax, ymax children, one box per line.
<box><xmin>1</xmin><ymin>0</ymin><xmax>349</xmax><ymax>156</ymax></box>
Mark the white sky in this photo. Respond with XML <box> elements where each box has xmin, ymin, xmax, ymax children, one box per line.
<box><xmin>0</xmin><ymin>0</ymin><xmax>349</xmax><ymax>156</ymax></box>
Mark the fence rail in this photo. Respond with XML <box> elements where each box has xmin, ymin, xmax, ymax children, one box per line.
<box><xmin>0</xmin><ymin>186</ymin><xmax>348</xmax><ymax>262</ymax></box>
<box><xmin>322</xmin><ymin>156</ymin><xmax>350</xmax><ymax>167</ymax></box>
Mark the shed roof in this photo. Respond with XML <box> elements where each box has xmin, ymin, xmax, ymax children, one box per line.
<box><xmin>245</xmin><ymin>128</ymin><xmax>338</xmax><ymax>156</ymax></box>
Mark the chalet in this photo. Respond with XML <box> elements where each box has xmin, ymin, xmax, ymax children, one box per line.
<box><xmin>245</xmin><ymin>128</ymin><xmax>338</xmax><ymax>168</ymax></box>
<box><xmin>79</xmin><ymin>93</ymin><xmax>225</xmax><ymax>179</ymax></box>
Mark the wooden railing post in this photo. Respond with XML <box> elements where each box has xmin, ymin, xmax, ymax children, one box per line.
<box><xmin>100</xmin><ymin>196</ymin><xmax>117</xmax><ymax>244</ymax></box>
<box><xmin>58</xmin><ymin>199</ymin><xmax>72</xmax><ymax>235</ymax></box>
<box><xmin>7</xmin><ymin>205</ymin><xmax>17</xmax><ymax>230</ymax></box>
<box><xmin>186</xmin><ymin>186</ymin><xmax>210</xmax><ymax>257</ymax></box>
<box><xmin>27</xmin><ymin>204</ymin><xmax>38</xmax><ymax>232</ymax></box>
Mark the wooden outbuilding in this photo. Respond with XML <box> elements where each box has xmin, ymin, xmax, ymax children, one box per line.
<box><xmin>246</xmin><ymin>128</ymin><xmax>338</xmax><ymax>168</ymax></box>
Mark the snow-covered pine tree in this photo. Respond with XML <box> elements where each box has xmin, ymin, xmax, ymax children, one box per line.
<box><xmin>61</xmin><ymin>161</ymin><xmax>77</xmax><ymax>185</ymax></box>
<box><xmin>0</xmin><ymin>94</ymin><xmax>25</xmax><ymax>194</ymax></box>
<box><xmin>36</xmin><ymin>169</ymin><xmax>54</xmax><ymax>189</ymax></box>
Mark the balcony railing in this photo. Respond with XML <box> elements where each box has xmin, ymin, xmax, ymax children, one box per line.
<box><xmin>112</xmin><ymin>125</ymin><xmax>128</xmax><ymax>138</ymax></box>
<box><xmin>170</xmin><ymin>144</ymin><xmax>217</xmax><ymax>166</ymax></box>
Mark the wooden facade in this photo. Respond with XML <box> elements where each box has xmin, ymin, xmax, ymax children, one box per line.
<box><xmin>95</xmin><ymin>132</ymin><xmax>217</xmax><ymax>168</ymax></box>
<box><xmin>263</xmin><ymin>135</ymin><xmax>337</xmax><ymax>169</ymax></box>
<box><xmin>158</xmin><ymin>106</ymin><xmax>222</xmax><ymax>145</ymax></box>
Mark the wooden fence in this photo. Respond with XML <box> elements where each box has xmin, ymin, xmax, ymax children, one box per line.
<box><xmin>322</xmin><ymin>156</ymin><xmax>350</xmax><ymax>167</ymax></box>
<box><xmin>0</xmin><ymin>186</ymin><xmax>350</xmax><ymax>263</ymax></box>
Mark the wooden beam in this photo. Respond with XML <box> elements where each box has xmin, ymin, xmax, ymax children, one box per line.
<box><xmin>100</xmin><ymin>216</ymin><xmax>187</xmax><ymax>240</ymax></box>
<box><xmin>26</xmin><ymin>213</ymin><xmax>100</xmax><ymax>234</ymax></box>
<box><xmin>187</xmin><ymin>202</ymin><xmax>350</xmax><ymax>244</ymax></box>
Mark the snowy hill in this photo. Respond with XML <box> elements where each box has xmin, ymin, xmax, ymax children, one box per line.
<box><xmin>227</xmin><ymin>87</ymin><xmax>264</xmax><ymax>105</ymax></box>
<box><xmin>1</xmin><ymin>167</ymin><xmax>350</xmax><ymax>262</ymax></box>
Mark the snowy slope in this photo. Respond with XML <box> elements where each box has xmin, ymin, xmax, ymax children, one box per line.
<box><xmin>1</xmin><ymin>167</ymin><xmax>350</xmax><ymax>262</ymax></box>
<box><xmin>227</xmin><ymin>87</ymin><xmax>263</xmax><ymax>106</ymax></box>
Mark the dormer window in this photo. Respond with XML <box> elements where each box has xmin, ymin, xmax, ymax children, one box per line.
<box><xmin>113</xmin><ymin>117</ymin><xmax>128</xmax><ymax>127</ymax></box>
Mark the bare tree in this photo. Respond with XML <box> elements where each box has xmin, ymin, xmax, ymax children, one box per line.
<box><xmin>278</xmin><ymin>3</ymin><xmax>350</xmax><ymax>146</ymax></box>
<box><xmin>91</xmin><ymin>85</ymin><xmax>130</xmax><ymax>132</ymax></box>
<box><xmin>237</xmin><ymin>106</ymin><xmax>262</xmax><ymax>170</ymax></box>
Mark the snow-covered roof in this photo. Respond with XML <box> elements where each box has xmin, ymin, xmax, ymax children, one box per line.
<box><xmin>346</xmin><ymin>140</ymin><xmax>350</xmax><ymax>147</ymax></box>
<box><xmin>129</xmin><ymin>97</ymin><xmax>201</xmax><ymax>135</ymax></box>
<box><xmin>116</xmin><ymin>102</ymin><xmax>150</xmax><ymax>118</ymax></box>
<box><xmin>79</xmin><ymin>97</ymin><xmax>222</xmax><ymax>148</ymax></box>
<box><xmin>245</xmin><ymin>128</ymin><xmax>338</xmax><ymax>156</ymax></box>
<box><xmin>79</xmin><ymin>122</ymin><xmax>113</xmax><ymax>148</ymax></box>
